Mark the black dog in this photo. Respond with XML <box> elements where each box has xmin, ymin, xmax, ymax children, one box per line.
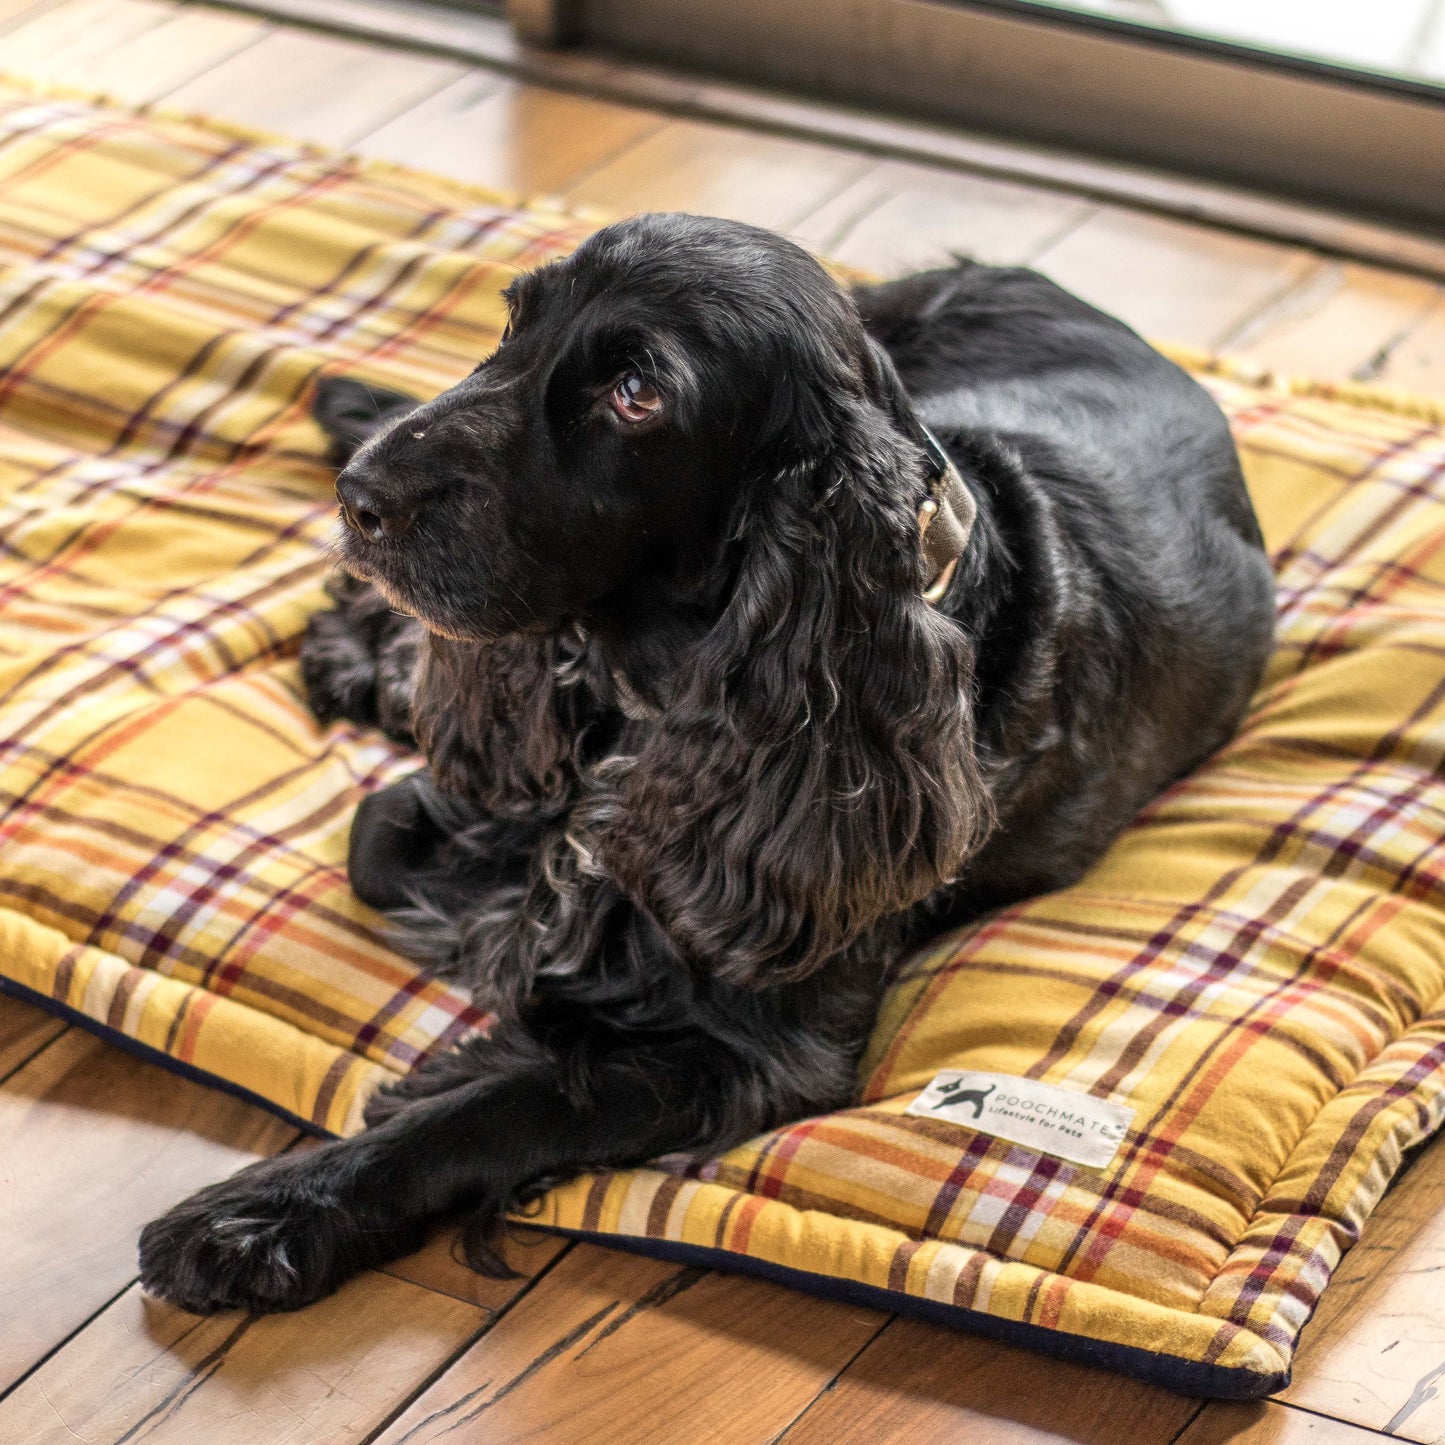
<box><xmin>138</xmin><ymin>213</ymin><xmax>1274</xmax><ymax>1313</ymax></box>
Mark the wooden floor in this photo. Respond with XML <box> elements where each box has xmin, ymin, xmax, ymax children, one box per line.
<box><xmin>2</xmin><ymin>3</ymin><xmax>1445</xmax><ymax>1441</ymax></box>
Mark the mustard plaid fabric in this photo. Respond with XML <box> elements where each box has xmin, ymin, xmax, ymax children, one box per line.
<box><xmin>0</xmin><ymin>82</ymin><xmax>591</xmax><ymax>1131</ymax></box>
<box><xmin>535</xmin><ymin>373</ymin><xmax>1445</xmax><ymax>1392</ymax></box>
<box><xmin>2</xmin><ymin>82</ymin><xmax>1444</xmax><ymax>1396</ymax></box>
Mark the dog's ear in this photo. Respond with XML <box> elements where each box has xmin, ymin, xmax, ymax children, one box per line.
<box><xmin>414</xmin><ymin>633</ymin><xmax>599</xmax><ymax>823</ymax></box>
<box><xmin>601</xmin><ymin>353</ymin><xmax>992</xmax><ymax>987</ymax></box>
<box><xmin>313</xmin><ymin>376</ymin><xmax>424</xmax><ymax>466</ymax></box>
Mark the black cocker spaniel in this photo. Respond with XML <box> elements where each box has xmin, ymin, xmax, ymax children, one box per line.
<box><xmin>138</xmin><ymin>212</ymin><xmax>1275</xmax><ymax>1313</ymax></box>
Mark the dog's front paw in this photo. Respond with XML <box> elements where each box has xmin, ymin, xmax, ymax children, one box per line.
<box><xmin>138</xmin><ymin>1154</ymin><xmax>420</xmax><ymax>1315</ymax></box>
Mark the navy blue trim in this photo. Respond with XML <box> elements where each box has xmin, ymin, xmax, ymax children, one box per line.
<box><xmin>0</xmin><ymin>974</ymin><xmax>1284</xmax><ymax>1396</ymax></box>
<box><xmin>0</xmin><ymin>975</ymin><xmax>335</xmax><ymax>1138</ymax></box>
<box><xmin>526</xmin><ymin>1224</ymin><xmax>1288</xmax><ymax>1400</ymax></box>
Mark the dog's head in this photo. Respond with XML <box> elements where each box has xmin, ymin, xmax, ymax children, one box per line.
<box><xmin>339</xmin><ymin>213</ymin><xmax>991</xmax><ymax>984</ymax></box>
<box><xmin>337</xmin><ymin>213</ymin><xmax>910</xmax><ymax>639</ymax></box>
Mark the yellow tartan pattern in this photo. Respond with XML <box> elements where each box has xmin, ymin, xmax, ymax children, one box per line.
<box><xmin>0</xmin><ymin>81</ymin><xmax>594</xmax><ymax>1130</ymax></box>
<box><xmin>2</xmin><ymin>81</ymin><xmax>1444</xmax><ymax>1393</ymax></box>
<box><xmin>538</xmin><ymin>373</ymin><xmax>1445</xmax><ymax>1391</ymax></box>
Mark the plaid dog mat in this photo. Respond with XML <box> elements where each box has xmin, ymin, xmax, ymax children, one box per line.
<box><xmin>3</xmin><ymin>80</ymin><xmax>1445</xmax><ymax>1398</ymax></box>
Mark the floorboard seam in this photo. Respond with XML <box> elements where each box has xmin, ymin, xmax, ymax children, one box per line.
<box><xmin>1018</xmin><ymin>202</ymin><xmax>1099</xmax><ymax>267</ymax></box>
<box><xmin>1214</xmin><ymin>257</ymin><xmax>1346</xmax><ymax>355</ymax></box>
<box><xmin>0</xmin><ymin>0</ymin><xmax>63</xmax><ymax>42</ymax></box>
<box><xmin>356</xmin><ymin>1238</ymin><xmax>579</xmax><ymax>1444</ymax></box>
<box><xmin>0</xmin><ymin>1116</ymin><xmax>303</xmax><ymax>1409</ymax></box>
<box><xmin>1166</xmin><ymin>1399</ymin><xmax>1208</xmax><ymax>1444</ymax></box>
<box><xmin>546</xmin><ymin>114</ymin><xmax>671</xmax><ymax>202</ymax></box>
<box><xmin>333</xmin><ymin>67</ymin><xmax>465</xmax><ymax>152</ymax></box>
<box><xmin>1354</xmin><ymin>292</ymin><xmax>1445</xmax><ymax>382</ymax></box>
<box><xmin>1210</xmin><ymin>254</ymin><xmax>1327</xmax><ymax>354</ymax></box>
<box><xmin>775</xmin><ymin>158</ymin><xmax>876</xmax><ymax>236</ymax></box>
<box><xmin>801</xmin><ymin>180</ymin><xmax>891</xmax><ymax>256</ymax></box>
<box><xmin>147</xmin><ymin>22</ymin><xmax>279</xmax><ymax>111</ymax></box>
<box><xmin>767</xmin><ymin>1312</ymin><xmax>898</xmax><ymax>1444</ymax></box>
<box><xmin>0</xmin><ymin>1021</ymin><xmax>70</xmax><ymax>1087</ymax></box>
<box><xmin>0</xmin><ymin>1274</ymin><xmax>137</xmax><ymax>1408</ymax></box>
<box><xmin>1275</xmin><ymin>1396</ymin><xmax>1407</xmax><ymax>1439</ymax></box>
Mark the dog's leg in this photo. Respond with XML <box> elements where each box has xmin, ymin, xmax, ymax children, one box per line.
<box><xmin>136</xmin><ymin>1014</ymin><xmax>826</xmax><ymax>1314</ymax></box>
<box><xmin>300</xmin><ymin>569</ymin><xmax>422</xmax><ymax>745</ymax></box>
<box><xmin>346</xmin><ymin>770</ymin><xmax>449</xmax><ymax>911</ymax></box>
<box><xmin>137</xmin><ymin>905</ymin><xmax>883</xmax><ymax>1316</ymax></box>
<box><xmin>345</xmin><ymin>770</ymin><xmax>540</xmax><ymax>941</ymax></box>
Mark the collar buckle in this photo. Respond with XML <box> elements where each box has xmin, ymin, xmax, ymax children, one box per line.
<box><xmin>916</xmin><ymin>424</ymin><xmax>976</xmax><ymax>605</ymax></box>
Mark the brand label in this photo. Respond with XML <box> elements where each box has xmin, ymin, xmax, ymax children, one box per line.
<box><xmin>906</xmin><ymin>1070</ymin><xmax>1134</xmax><ymax>1170</ymax></box>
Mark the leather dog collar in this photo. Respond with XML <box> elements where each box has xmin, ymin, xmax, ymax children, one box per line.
<box><xmin>916</xmin><ymin>424</ymin><xmax>976</xmax><ymax>605</ymax></box>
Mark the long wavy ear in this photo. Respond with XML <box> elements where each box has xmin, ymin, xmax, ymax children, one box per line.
<box><xmin>414</xmin><ymin>631</ymin><xmax>605</xmax><ymax>824</ymax></box>
<box><xmin>601</xmin><ymin>343</ymin><xmax>992</xmax><ymax>987</ymax></box>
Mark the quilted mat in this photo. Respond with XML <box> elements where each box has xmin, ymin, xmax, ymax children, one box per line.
<box><xmin>2</xmin><ymin>80</ymin><xmax>1445</xmax><ymax>1399</ymax></box>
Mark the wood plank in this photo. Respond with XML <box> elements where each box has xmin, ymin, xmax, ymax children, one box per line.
<box><xmin>0</xmin><ymin>1029</ymin><xmax>295</xmax><ymax>1390</ymax></box>
<box><xmin>1278</xmin><ymin>1126</ymin><xmax>1445</xmax><ymax>1442</ymax></box>
<box><xmin>790</xmin><ymin>158</ymin><xmax>1094</xmax><ymax>272</ymax></box>
<box><xmin>156</xmin><ymin>0</ymin><xmax>1445</xmax><ymax>279</ymax></box>
<box><xmin>0</xmin><ymin>0</ymin><xmax>176</xmax><ymax>88</ymax></box>
<box><xmin>49</xmin><ymin>3</ymin><xmax>272</xmax><ymax>109</ymax></box>
<box><xmin>160</xmin><ymin>27</ymin><xmax>467</xmax><ymax>150</ymax></box>
<box><xmin>563</xmin><ymin>116</ymin><xmax>872</xmax><ymax>233</ymax></box>
<box><xmin>356</xmin><ymin>74</ymin><xmax>667</xmax><ymax>199</ymax></box>
<box><xmin>0</xmin><ymin>0</ymin><xmax>58</xmax><ymax>32</ymax></box>
<box><xmin>0</xmin><ymin>1274</ymin><xmax>484</xmax><ymax>1444</ymax></box>
<box><xmin>1224</xmin><ymin>262</ymin><xmax>1443</xmax><ymax>383</ymax></box>
<box><xmin>374</xmin><ymin>1243</ymin><xmax>888</xmax><ymax>1444</ymax></box>
<box><xmin>1377</xmin><ymin>296</ymin><xmax>1445</xmax><ymax>400</ymax></box>
<box><xmin>381</xmin><ymin>1219</ymin><xmax>570</xmax><ymax>1312</ymax></box>
<box><xmin>0</xmin><ymin>995</ymin><xmax>65</xmax><ymax>1081</ymax></box>
<box><xmin>1179</xmin><ymin>1401</ymin><xmax>1384</xmax><ymax>1443</ymax></box>
<box><xmin>782</xmin><ymin>1316</ymin><xmax>1198</xmax><ymax>1445</ymax></box>
<box><xmin>1030</xmin><ymin>205</ymin><xmax>1319</xmax><ymax>349</ymax></box>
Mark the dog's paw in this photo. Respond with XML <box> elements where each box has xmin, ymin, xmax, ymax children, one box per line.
<box><xmin>138</xmin><ymin>1156</ymin><xmax>420</xmax><ymax>1315</ymax></box>
<box><xmin>299</xmin><ymin>593</ymin><xmax>382</xmax><ymax>730</ymax></box>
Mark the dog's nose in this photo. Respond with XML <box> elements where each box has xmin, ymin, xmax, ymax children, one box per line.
<box><xmin>336</xmin><ymin>469</ymin><xmax>415</xmax><ymax>542</ymax></box>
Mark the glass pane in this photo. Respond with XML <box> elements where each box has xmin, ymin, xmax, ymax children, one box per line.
<box><xmin>1012</xmin><ymin>0</ymin><xmax>1445</xmax><ymax>87</ymax></box>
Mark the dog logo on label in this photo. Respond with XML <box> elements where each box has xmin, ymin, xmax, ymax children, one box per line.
<box><xmin>930</xmin><ymin>1079</ymin><xmax>995</xmax><ymax>1120</ymax></box>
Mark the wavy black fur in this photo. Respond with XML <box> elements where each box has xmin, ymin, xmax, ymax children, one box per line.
<box><xmin>138</xmin><ymin>214</ymin><xmax>1274</xmax><ymax>1313</ymax></box>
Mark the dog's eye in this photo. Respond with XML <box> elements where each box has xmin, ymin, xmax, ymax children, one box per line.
<box><xmin>611</xmin><ymin>371</ymin><xmax>662</xmax><ymax>423</ymax></box>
